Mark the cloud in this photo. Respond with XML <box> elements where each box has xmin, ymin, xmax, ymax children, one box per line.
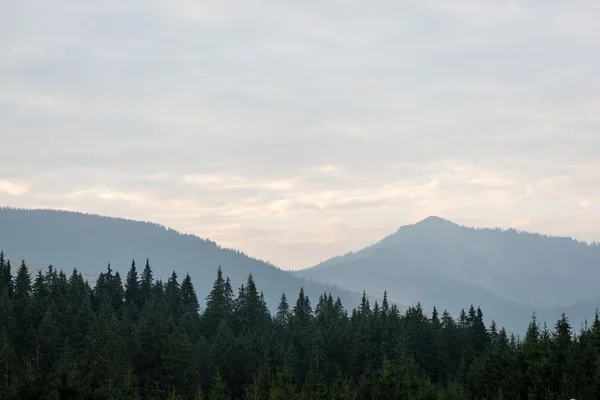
<box><xmin>1</xmin><ymin>0</ymin><xmax>599</xmax><ymax>269</ymax></box>
<box><xmin>0</xmin><ymin>181</ymin><xmax>28</xmax><ymax>196</ymax></box>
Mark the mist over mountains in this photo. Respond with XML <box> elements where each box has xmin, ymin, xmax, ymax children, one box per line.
<box><xmin>0</xmin><ymin>207</ymin><xmax>364</xmax><ymax>312</ymax></box>
<box><xmin>296</xmin><ymin>216</ymin><xmax>600</xmax><ymax>333</ymax></box>
<box><xmin>2</xmin><ymin>207</ymin><xmax>599</xmax><ymax>334</ymax></box>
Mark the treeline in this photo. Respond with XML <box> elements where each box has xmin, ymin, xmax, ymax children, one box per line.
<box><xmin>0</xmin><ymin>251</ymin><xmax>599</xmax><ymax>399</ymax></box>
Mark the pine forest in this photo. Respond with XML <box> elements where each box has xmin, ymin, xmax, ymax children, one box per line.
<box><xmin>0</xmin><ymin>251</ymin><xmax>598</xmax><ymax>400</ymax></box>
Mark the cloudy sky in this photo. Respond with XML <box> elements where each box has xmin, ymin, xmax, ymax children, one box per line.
<box><xmin>1</xmin><ymin>0</ymin><xmax>599</xmax><ymax>269</ymax></box>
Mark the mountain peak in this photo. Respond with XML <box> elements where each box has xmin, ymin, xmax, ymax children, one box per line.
<box><xmin>418</xmin><ymin>216</ymin><xmax>446</xmax><ymax>223</ymax></box>
<box><xmin>414</xmin><ymin>216</ymin><xmax>455</xmax><ymax>227</ymax></box>
<box><xmin>391</xmin><ymin>216</ymin><xmax>457</xmax><ymax>236</ymax></box>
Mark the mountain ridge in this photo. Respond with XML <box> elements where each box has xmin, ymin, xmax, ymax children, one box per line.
<box><xmin>0</xmin><ymin>207</ymin><xmax>368</xmax><ymax>312</ymax></box>
<box><xmin>296</xmin><ymin>215</ymin><xmax>600</xmax><ymax>333</ymax></box>
<box><xmin>4</xmin><ymin>208</ymin><xmax>599</xmax><ymax>333</ymax></box>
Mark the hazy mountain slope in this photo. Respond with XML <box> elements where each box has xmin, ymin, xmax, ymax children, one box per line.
<box><xmin>296</xmin><ymin>216</ymin><xmax>600</xmax><ymax>332</ymax></box>
<box><xmin>0</xmin><ymin>207</ymin><xmax>363</xmax><ymax>311</ymax></box>
<box><xmin>303</xmin><ymin>216</ymin><xmax>600</xmax><ymax>308</ymax></box>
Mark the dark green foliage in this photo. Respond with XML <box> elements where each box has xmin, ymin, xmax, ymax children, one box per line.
<box><xmin>233</xmin><ymin>274</ymin><xmax>270</xmax><ymax>335</ymax></box>
<box><xmin>210</xmin><ymin>372</ymin><xmax>229</xmax><ymax>400</ymax></box>
<box><xmin>166</xmin><ymin>271</ymin><xmax>183</xmax><ymax>319</ymax></box>
<box><xmin>125</xmin><ymin>259</ymin><xmax>142</xmax><ymax>309</ymax></box>
<box><xmin>275</xmin><ymin>292</ymin><xmax>290</xmax><ymax>329</ymax></box>
<box><xmin>0</xmin><ymin>252</ymin><xmax>13</xmax><ymax>297</ymax></box>
<box><xmin>203</xmin><ymin>267</ymin><xmax>233</xmax><ymax>338</ymax></box>
<box><xmin>141</xmin><ymin>258</ymin><xmax>154</xmax><ymax>304</ymax></box>
<box><xmin>0</xmin><ymin>250</ymin><xmax>595</xmax><ymax>399</ymax></box>
<box><xmin>182</xmin><ymin>273</ymin><xmax>200</xmax><ymax>314</ymax></box>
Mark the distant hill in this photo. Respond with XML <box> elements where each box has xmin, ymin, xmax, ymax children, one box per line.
<box><xmin>0</xmin><ymin>207</ymin><xmax>364</xmax><ymax>312</ymax></box>
<box><xmin>296</xmin><ymin>216</ymin><xmax>600</xmax><ymax>333</ymax></box>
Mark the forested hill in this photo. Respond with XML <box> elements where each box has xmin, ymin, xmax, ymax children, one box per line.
<box><xmin>0</xmin><ymin>256</ymin><xmax>597</xmax><ymax>399</ymax></box>
<box><xmin>296</xmin><ymin>216</ymin><xmax>600</xmax><ymax>333</ymax></box>
<box><xmin>0</xmin><ymin>207</ymin><xmax>364</xmax><ymax>311</ymax></box>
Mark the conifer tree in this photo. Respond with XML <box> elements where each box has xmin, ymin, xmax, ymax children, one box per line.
<box><xmin>180</xmin><ymin>273</ymin><xmax>201</xmax><ymax>340</ymax></box>
<box><xmin>234</xmin><ymin>274</ymin><xmax>266</xmax><ymax>334</ymax></box>
<box><xmin>0</xmin><ymin>252</ymin><xmax>13</xmax><ymax>296</ymax></box>
<box><xmin>80</xmin><ymin>299</ymin><xmax>125</xmax><ymax>398</ymax></box>
<box><xmin>302</xmin><ymin>364</ymin><xmax>328</xmax><ymax>400</ymax></box>
<box><xmin>12</xmin><ymin>352</ymin><xmax>45</xmax><ymax>398</ymax></box>
<box><xmin>210</xmin><ymin>372</ymin><xmax>230</xmax><ymax>400</ymax></box>
<box><xmin>166</xmin><ymin>270</ymin><xmax>182</xmax><ymax>318</ymax></box>
<box><xmin>121</xmin><ymin>300</ymin><xmax>140</xmax><ymax>363</ymax></box>
<box><xmin>64</xmin><ymin>269</ymin><xmax>94</xmax><ymax>353</ymax></box>
<box><xmin>125</xmin><ymin>259</ymin><xmax>141</xmax><ymax>308</ymax></box>
<box><xmin>36</xmin><ymin>301</ymin><xmax>63</xmax><ymax>371</ymax></box>
<box><xmin>550</xmin><ymin>312</ymin><xmax>572</xmax><ymax>395</ymax></box>
<box><xmin>164</xmin><ymin>325</ymin><xmax>197</xmax><ymax>396</ymax></box>
<box><xmin>269</xmin><ymin>366</ymin><xmax>297</xmax><ymax>400</ymax></box>
<box><xmin>0</xmin><ymin>250</ymin><xmax>597</xmax><ymax>399</ymax></box>
<box><xmin>0</xmin><ymin>325</ymin><xmax>16</xmax><ymax>394</ymax></box>
<box><xmin>181</xmin><ymin>273</ymin><xmax>200</xmax><ymax>314</ymax></box>
<box><xmin>244</xmin><ymin>365</ymin><xmax>270</xmax><ymax>400</ymax></box>
<box><xmin>471</xmin><ymin>306</ymin><xmax>488</xmax><ymax>355</ymax></box>
<box><xmin>330</xmin><ymin>371</ymin><xmax>356</xmax><ymax>400</ymax></box>
<box><xmin>12</xmin><ymin>260</ymin><xmax>33</xmax><ymax>356</ymax></box>
<box><xmin>275</xmin><ymin>292</ymin><xmax>290</xmax><ymax>329</ymax></box>
<box><xmin>140</xmin><ymin>258</ymin><xmax>154</xmax><ymax>304</ymax></box>
<box><xmin>134</xmin><ymin>296</ymin><xmax>169</xmax><ymax>393</ymax></box>
<box><xmin>381</xmin><ymin>291</ymin><xmax>389</xmax><ymax>315</ymax></box>
<box><xmin>518</xmin><ymin>313</ymin><xmax>542</xmax><ymax>398</ymax></box>
<box><xmin>203</xmin><ymin>267</ymin><xmax>233</xmax><ymax>337</ymax></box>
<box><xmin>111</xmin><ymin>271</ymin><xmax>125</xmax><ymax>312</ymax></box>
<box><xmin>370</xmin><ymin>356</ymin><xmax>396</xmax><ymax>400</ymax></box>
<box><xmin>13</xmin><ymin>259</ymin><xmax>31</xmax><ymax>299</ymax></box>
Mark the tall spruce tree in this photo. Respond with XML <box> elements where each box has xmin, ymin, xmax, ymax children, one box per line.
<box><xmin>203</xmin><ymin>267</ymin><xmax>233</xmax><ymax>337</ymax></box>
<box><xmin>125</xmin><ymin>259</ymin><xmax>141</xmax><ymax>308</ymax></box>
<box><xmin>166</xmin><ymin>270</ymin><xmax>183</xmax><ymax>319</ymax></box>
<box><xmin>275</xmin><ymin>292</ymin><xmax>290</xmax><ymax>329</ymax></box>
<box><xmin>181</xmin><ymin>273</ymin><xmax>200</xmax><ymax>314</ymax></box>
<box><xmin>12</xmin><ymin>260</ymin><xmax>33</xmax><ymax>356</ymax></box>
<box><xmin>0</xmin><ymin>252</ymin><xmax>13</xmax><ymax>296</ymax></box>
<box><xmin>140</xmin><ymin>258</ymin><xmax>154</xmax><ymax>304</ymax></box>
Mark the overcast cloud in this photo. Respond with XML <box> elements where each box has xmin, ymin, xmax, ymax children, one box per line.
<box><xmin>1</xmin><ymin>0</ymin><xmax>599</xmax><ymax>269</ymax></box>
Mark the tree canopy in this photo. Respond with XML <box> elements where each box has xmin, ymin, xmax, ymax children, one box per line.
<box><xmin>0</xmin><ymin>250</ymin><xmax>596</xmax><ymax>399</ymax></box>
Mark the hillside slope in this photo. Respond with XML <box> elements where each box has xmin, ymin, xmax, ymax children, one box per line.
<box><xmin>296</xmin><ymin>216</ymin><xmax>600</xmax><ymax>333</ymax></box>
<box><xmin>0</xmin><ymin>207</ymin><xmax>363</xmax><ymax>311</ymax></box>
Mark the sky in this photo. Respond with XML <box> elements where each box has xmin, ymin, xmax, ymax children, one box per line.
<box><xmin>1</xmin><ymin>0</ymin><xmax>599</xmax><ymax>270</ymax></box>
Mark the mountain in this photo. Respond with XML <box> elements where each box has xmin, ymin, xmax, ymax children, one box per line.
<box><xmin>296</xmin><ymin>216</ymin><xmax>600</xmax><ymax>333</ymax></box>
<box><xmin>0</xmin><ymin>207</ymin><xmax>364</xmax><ymax>312</ymax></box>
